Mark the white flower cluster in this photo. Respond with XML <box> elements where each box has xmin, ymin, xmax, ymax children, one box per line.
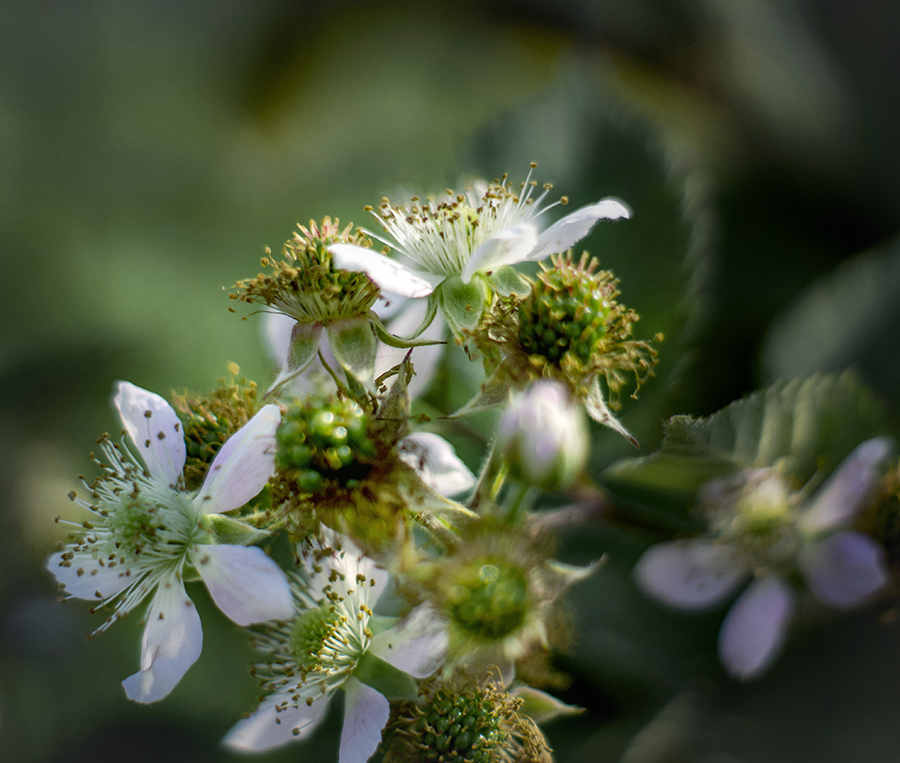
<box><xmin>46</xmin><ymin>166</ymin><xmax>900</xmax><ymax>763</ymax></box>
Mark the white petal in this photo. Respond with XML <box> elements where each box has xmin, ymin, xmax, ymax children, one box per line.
<box><xmin>48</xmin><ymin>551</ymin><xmax>133</xmax><ymax>601</ymax></box>
<box><xmin>305</xmin><ymin>537</ymin><xmax>389</xmax><ymax>607</ymax></box>
<box><xmin>399</xmin><ymin>432</ymin><xmax>475</xmax><ymax>496</ymax></box>
<box><xmin>799</xmin><ymin>437</ymin><xmax>895</xmax><ymax>532</ymax></box>
<box><xmin>799</xmin><ymin>531</ymin><xmax>889</xmax><ymax>609</ymax></box>
<box><xmin>122</xmin><ymin>574</ymin><xmax>202</xmax><ymax>703</ymax></box>
<box><xmin>461</xmin><ymin>224</ymin><xmax>538</xmax><ymax>283</ymax></box>
<box><xmin>528</xmin><ymin>198</ymin><xmax>631</xmax><ymax>262</ymax></box>
<box><xmin>330</xmin><ymin>244</ymin><xmax>444</xmax><ymax>298</ymax></box>
<box><xmin>340</xmin><ymin>677</ymin><xmax>390</xmax><ymax>763</ymax></box>
<box><xmin>114</xmin><ymin>381</ymin><xmax>186</xmax><ymax>487</ymax></box>
<box><xmin>369</xmin><ymin>603</ymin><xmax>448</xmax><ymax>678</ymax></box>
<box><xmin>194</xmin><ymin>404</ymin><xmax>281</xmax><ymax>514</ymax></box>
<box><xmin>634</xmin><ymin>539</ymin><xmax>746</xmax><ymax>610</ymax></box>
<box><xmin>718</xmin><ymin>575</ymin><xmax>794</xmax><ymax>680</ymax></box>
<box><xmin>223</xmin><ymin>692</ymin><xmax>330</xmax><ymax>752</ymax></box>
<box><xmin>194</xmin><ymin>545</ymin><xmax>294</xmax><ymax>625</ymax></box>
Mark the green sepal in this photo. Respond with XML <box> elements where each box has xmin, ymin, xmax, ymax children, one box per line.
<box><xmin>264</xmin><ymin>320</ymin><xmax>322</xmax><ymax>397</ymax></box>
<box><xmin>445</xmin><ymin>361</ymin><xmax>512</xmax><ymax>419</ymax></box>
<box><xmin>327</xmin><ymin>315</ymin><xmax>378</xmax><ymax>391</ymax></box>
<box><xmin>375</xmin><ymin>355</ymin><xmax>412</xmax><ymax>442</ymax></box>
<box><xmin>602</xmin><ymin>452</ymin><xmax>738</xmax><ymax>506</ymax></box>
<box><xmin>369</xmin><ymin>310</ymin><xmax>444</xmax><ymax>349</ymax></box>
<box><xmin>487</xmin><ymin>265</ymin><xmax>531</xmax><ymax>297</ymax></box>
<box><xmin>512</xmin><ymin>685</ymin><xmax>585</xmax><ymax>725</ymax></box>
<box><xmin>199</xmin><ymin>513</ymin><xmax>272</xmax><ymax>546</ymax></box>
<box><xmin>354</xmin><ymin>652</ymin><xmax>419</xmax><ymax>701</ymax></box>
<box><xmin>438</xmin><ymin>275</ymin><xmax>488</xmax><ymax>337</ymax></box>
<box><xmin>586</xmin><ymin>375</ymin><xmax>638</xmax><ymax>447</ymax></box>
<box><xmin>405</xmin><ymin>292</ymin><xmax>440</xmax><ymax>340</ymax></box>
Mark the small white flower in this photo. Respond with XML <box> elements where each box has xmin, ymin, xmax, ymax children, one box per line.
<box><xmin>223</xmin><ymin>537</ymin><xmax>447</xmax><ymax>763</ymax></box>
<box><xmin>329</xmin><ymin>167</ymin><xmax>629</xmax><ymax>336</ymax></box>
<box><xmin>634</xmin><ymin>437</ymin><xmax>893</xmax><ymax>680</ymax></box>
<box><xmin>48</xmin><ymin>382</ymin><xmax>294</xmax><ymax>703</ymax></box>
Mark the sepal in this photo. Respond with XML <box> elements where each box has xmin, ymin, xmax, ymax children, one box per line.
<box><xmin>488</xmin><ymin>265</ymin><xmax>532</xmax><ymax>297</ymax></box>
<box><xmin>586</xmin><ymin>375</ymin><xmax>638</xmax><ymax>447</ymax></box>
<box><xmin>439</xmin><ymin>275</ymin><xmax>488</xmax><ymax>337</ymax></box>
<box><xmin>327</xmin><ymin>315</ymin><xmax>378</xmax><ymax>390</ymax></box>
<box><xmin>354</xmin><ymin>652</ymin><xmax>419</xmax><ymax>702</ymax></box>
<box><xmin>199</xmin><ymin>513</ymin><xmax>272</xmax><ymax>547</ymax></box>
<box><xmin>512</xmin><ymin>685</ymin><xmax>584</xmax><ymax>725</ymax></box>
<box><xmin>264</xmin><ymin>321</ymin><xmax>321</xmax><ymax>397</ymax></box>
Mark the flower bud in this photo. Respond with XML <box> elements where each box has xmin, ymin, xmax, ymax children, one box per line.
<box><xmin>496</xmin><ymin>380</ymin><xmax>588</xmax><ymax>490</ymax></box>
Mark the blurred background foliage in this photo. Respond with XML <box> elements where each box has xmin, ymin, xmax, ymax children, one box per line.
<box><xmin>3</xmin><ymin>1</ymin><xmax>900</xmax><ymax>761</ymax></box>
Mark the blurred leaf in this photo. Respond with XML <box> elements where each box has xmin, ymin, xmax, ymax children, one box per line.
<box><xmin>763</xmin><ymin>236</ymin><xmax>900</xmax><ymax>401</ymax></box>
<box><xmin>602</xmin><ymin>371</ymin><xmax>883</xmax><ymax>519</ymax></box>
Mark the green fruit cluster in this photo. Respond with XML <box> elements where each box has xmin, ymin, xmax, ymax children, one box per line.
<box><xmin>276</xmin><ymin>398</ymin><xmax>376</xmax><ymax>492</ymax></box>
<box><xmin>413</xmin><ymin>686</ymin><xmax>507</xmax><ymax>762</ymax></box>
<box><xmin>517</xmin><ymin>258</ymin><xmax>614</xmax><ymax>366</ymax></box>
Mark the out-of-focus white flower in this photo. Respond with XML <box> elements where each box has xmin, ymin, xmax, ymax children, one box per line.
<box><xmin>48</xmin><ymin>382</ymin><xmax>293</xmax><ymax>703</ymax></box>
<box><xmin>634</xmin><ymin>438</ymin><xmax>893</xmax><ymax>680</ymax></box>
<box><xmin>409</xmin><ymin>521</ymin><xmax>601</xmax><ymax>685</ymax></box>
<box><xmin>223</xmin><ymin>537</ymin><xmax>447</xmax><ymax>763</ymax></box>
<box><xmin>496</xmin><ymin>380</ymin><xmax>588</xmax><ymax>490</ymax></box>
<box><xmin>330</xmin><ymin>166</ymin><xmax>629</xmax><ymax>338</ymax></box>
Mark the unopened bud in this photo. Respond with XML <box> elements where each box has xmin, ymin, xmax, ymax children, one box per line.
<box><xmin>496</xmin><ymin>380</ymin><xmax>588</xmax><ymax>490</ymax></box>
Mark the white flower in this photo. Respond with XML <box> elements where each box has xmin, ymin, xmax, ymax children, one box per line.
<box><xmin>223</xmin><ymin>538</ymin><xmax>448</xmax><ymax>763</ymax></box>
<box><xmin>634</xmin><ymin>437</ymin><xmax>893</xmax><ymax>680</ymax></box>
<box><xmin>329</xmin><ymin>167</ymin><xmax>629</xmax><ymax>336</ymax></box>
<box><xmin>48</xmin><ymin>382</ymin><xmax>294</xmax><ymax>703</ymax></box>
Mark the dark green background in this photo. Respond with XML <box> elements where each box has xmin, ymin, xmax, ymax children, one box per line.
<box><xmin>3</xmin><ymin>1</ymin><xmax>900</xmax><ymax>761</ymax></box>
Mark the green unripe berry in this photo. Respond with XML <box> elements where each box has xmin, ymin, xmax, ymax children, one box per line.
<box><xmin>276</xmin><ymin>397</ymin><xmax>376</xmax><ymax>492</ymax></box>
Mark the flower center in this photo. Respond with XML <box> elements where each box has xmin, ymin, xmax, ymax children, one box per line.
<box><xmin>289</xmin><ymin>604</ymin><xmax>351</xmax><ymax>670</ymax></box>
<box><xmin>230</xmin><ymin>217</ymin><xmax>380</xmax><ymax>323</ymax></box>
<box><xmin>104</xmin><ymin>489</ymin><xmax>198</xmax><ymax>562</ymax></box>
<box><xmin>448</xmin><ymin>558</ymin><xmax>529</xmax><ymax>640</ymax></box>
<box><xmin>710</xmin><ymin>473</ymin><xmax>801</xmax><ymax>568</ymax></box>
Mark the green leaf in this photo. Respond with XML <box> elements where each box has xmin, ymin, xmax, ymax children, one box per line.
<box><xmin>602</xmin><ymin>371</ymin><xmax>884</xmax><ymax>511</ymax></box>
<box><xmin>438</xmin><ymin>275</ymin><xmax>488</xmax><ymax>337</ymax></box>
<box><xmin>354</xmin><ymin>652</ymin><xmax>418</xmax><ymax>701</ymax></box>
<box><xmin>660</xmin><ymin>371</ymin><xmax>883</xmax><ymax>480</ymax></box>
<box><xmin>764</xmin><ymin>238</ymin><xmax>900</xmax><ymax>397</ymax></box>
